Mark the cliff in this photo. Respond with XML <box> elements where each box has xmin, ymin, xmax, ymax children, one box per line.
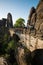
<box><xmin>0</xmin><ymin>0</ymin><xmax>43</xmax><ymax>65</ymax></box>
<box><xmin>27</xmin><ymin>0</ymin><xmax>43</xmax><ymax>40</ymax></box>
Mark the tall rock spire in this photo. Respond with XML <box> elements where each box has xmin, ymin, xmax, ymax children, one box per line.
<box><xmin>7</xmin><ymin>13</ymin><xmax>13</xmax><ymax>28</ymax></box>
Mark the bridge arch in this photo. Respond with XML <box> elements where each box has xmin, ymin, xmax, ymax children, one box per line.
<box><xmin>13</xmin><ymin>33</ymin><xmax>20</xmax><ymax>42</ymax></box>
<box><xmin>8</xmin><ymin>28</ymin><xmax>20</xmax><ymax>40</ymax></box>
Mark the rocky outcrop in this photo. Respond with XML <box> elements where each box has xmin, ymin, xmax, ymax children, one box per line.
<box><xmin>29</xmin><ymin>7</ymin><xmax>36</xmax><ymax>22</ymax></box>
<box><xmin>31</xmin><ymin>49</ymin><xmax>43</xmax><ymax>65</ymax></box>
<box><xmin>15</xmin><ymin>42</ymin><xmax>31</xmax><ymax>65</ymax></box>
<box><xmin>0</xmin><ymin>57</ymin><xmax>8</xmax><ymax>65</ymax></box>
<box><xmin>31</xmin><ymin>13</ymin><xmax>36</xmax><ymax>26</ymax></box>
<box><xmin>27</xmin><ymin>0</ymin><xmax>43</xmax><ymax>39</ymax></box>
<box><xmin>7</xmin><ymin>13</ymin><xmax>13</xmax><ymax>28</ymax></box>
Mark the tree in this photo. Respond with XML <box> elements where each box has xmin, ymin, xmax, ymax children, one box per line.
<box><xmin>14</xmin><ymin>18</ymin><xmax>25</xmax><ymax>27</ymax></box>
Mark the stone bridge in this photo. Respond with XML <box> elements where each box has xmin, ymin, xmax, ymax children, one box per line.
<box><xmin>9</xmin><ymin>28</ymin><xmax>43</xmax><ymax>52</ymax></box>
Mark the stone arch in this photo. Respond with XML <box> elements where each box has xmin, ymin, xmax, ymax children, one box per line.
<box><xmin>13</xmin><ymin>33</ymin><xmax>20</xmax><ymax>42</ymax></box>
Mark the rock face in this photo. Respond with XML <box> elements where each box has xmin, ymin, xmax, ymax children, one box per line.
<box><xmin>0</xmin><ymin>13</ymin><xmax>13</xmax><ymax>29</ymax></box>
<box><xmin>0</xmin><ymin>57</ymin><xmax>8</xmax><ymax>65</ymax></box>
<box><xmin>27</xmin><ymin>0</ymin><xmax>43</xmax><ymax>39</ymax></box>
<box><xmin>29</xmin><ymin>7</ymin><xmax>36</xmax><ymax>22</ymax></box>
<box><xmin>32</xmin><ymin>49</ymin><xmax>43</xmax><ymax>65</ymax></box>
<box><xmin>0</xmin><ymin>18</ymin><xmax>6</xmax><ymax>28</ymax></box>
<box><xmin>7</xmin><ymin>13</ymin><xmax>13</xmax><ymax>28</ymax></box>
<box><xmin>15</xmin><ymin>43</ymin><xmax>31</xmax><ymax>65</ymax></box>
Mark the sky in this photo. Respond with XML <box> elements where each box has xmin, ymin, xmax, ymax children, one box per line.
<box><xmin>0</xmin><ymin>0</ymin><xmax>39</xmax><ymax>25</ymax></box>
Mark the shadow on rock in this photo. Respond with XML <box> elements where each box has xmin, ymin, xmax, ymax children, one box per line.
<box><xmin>31</xmin><ymin>49</ymin><xmax>43</xmax><ymax>65</ymax></box>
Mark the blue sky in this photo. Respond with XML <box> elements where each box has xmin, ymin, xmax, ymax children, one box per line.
<box><xmin>0</xmin><ymin>0</ymin><xmax>39</xmax><ymax>25</ymax></box>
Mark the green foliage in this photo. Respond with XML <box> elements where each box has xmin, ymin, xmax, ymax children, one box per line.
<box><xmin>7</xmin><ymin>40</ymin><xmax>17</xmax><ymax>50</ymax></box>
<box><xmin>0</xmin><ymin>26</ymin><xmax>18</xmax><ymax>65</ymax></box>
<box><xmin>14</xmin><ymin>18</ymin><xmax>25</xmax><ymax>27</ymax></box>
<box><xmin>0</xmin><ymin>26</ymin><xmax>10</xmax><ymax>55</ymax></box>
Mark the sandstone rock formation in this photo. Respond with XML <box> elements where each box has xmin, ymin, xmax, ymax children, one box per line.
<box><xmin>0</xmin><ymin>0</ymin><xmax>43</xmax><ymax>65</ymax></box>
<box><xmin>7</xmin><ymin>13</ymin><xmax>13</xmax><ymax>28</ymax></box>
<box><xmin>31</xmin><ymin>49</ymin><xmax>43</xmax><ymax>65</ymax></box>
<box><xmin>15</xmin><ymin>43</ymin><xmax>31</xmax><ymax>65</ymax></box>
<box><xmin>0</xmin><ymin>57</ymin><xmax>8</xmax><ymax>65</ymax></box>
<box><xmin>29</xmin><ymin>7</ymin><xmax>36</xmax><ymax>22</ymax></box>
<box><xmin>27</xmin><ymin>0</ymin><xmax>43</xmax><ymax>39</ymax></box>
